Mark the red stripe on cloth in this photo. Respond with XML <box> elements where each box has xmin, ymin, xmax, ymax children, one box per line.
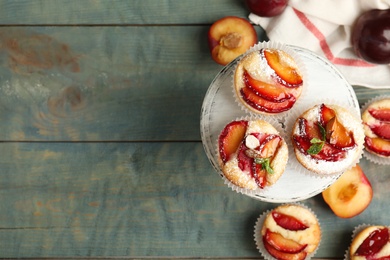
<box><xmin>293</xmin><ymin>8</ymin><xmax>374</xmax><ymax>67</ymax></box>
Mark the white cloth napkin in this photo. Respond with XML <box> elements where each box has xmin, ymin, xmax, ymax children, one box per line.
<box><xmin>249</xmin><ymin>0</ymin><xmax>390</xmax><ymax>88</ymax></box>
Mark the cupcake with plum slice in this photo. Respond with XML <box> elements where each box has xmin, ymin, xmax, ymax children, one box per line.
<box><xmin>234</xmin><ymin>42</ymin><xmax>305</xmax><ymax>117</ymax></box>
<box><xmin>361</xmin><ymin>96</ymin><xmax>390</xmax><ymax>164</ymax></box>
<box><xmin>349</xmin><ymin>225</ymin><xmax>390</xmax><ymax>260</ymax></box>
<box><xmin>217</xmin><ymin>118</ymin><xmax>288</xmax><ymax>192</ymax></box>
<box><xmin>254</xmin><ymin>204</ymin><xmax>321</xmax><ymax>260</ymax></box>
<box><xmin>291</xmin><ymin>103</ymin><xmax>364</xmax><ymax>176</ymax></box>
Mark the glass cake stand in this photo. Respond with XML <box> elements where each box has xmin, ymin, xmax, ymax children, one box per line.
<box><xmin>200</xmin><ymin>45</ymin><xmax>361</xmax><ymax>203</ymax></box>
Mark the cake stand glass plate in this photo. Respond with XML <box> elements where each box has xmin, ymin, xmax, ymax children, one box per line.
<box><xmin>200</xmin><ymin>45</ymin><xmax>361</xmax><ymax>203</ymax></box>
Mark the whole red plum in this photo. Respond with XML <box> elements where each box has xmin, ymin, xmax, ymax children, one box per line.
<box><xmin>351</xmin><ymin>9</ymin><xmax>390</xmax><ymax>64</ymax></box>
<box><xmin>244</xmin><ymin>0</ymin><xmax>288</xmax><ymax>17</ymax></box>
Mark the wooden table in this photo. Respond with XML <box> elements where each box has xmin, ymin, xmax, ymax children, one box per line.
<box><xmin>0</xmin><ymin>0</ymin><xmax>389</xmax><ymax>258</ymax></box>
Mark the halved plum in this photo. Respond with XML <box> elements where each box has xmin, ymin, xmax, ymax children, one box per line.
<box><xmin>322</xmin><ymin>164</ymin><xmax>373</xmax><ymax>219</ymax></box>
<box><xmin>208</xmin><ymin>16</ymin><xmax>257</xmax><ymax>65</ymax></box>
<box><xmin>240</xmin><ymin>86</ymin><xmax>296</xmax><ymax>113</ymax></box>
<box><xmin>262</xmin><ymin>48</ymin><xmax>303</xmax><ymax>88</ymax></box>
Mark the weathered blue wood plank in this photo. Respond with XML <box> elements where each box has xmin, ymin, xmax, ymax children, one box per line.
<box><xmin>0</xmin><ymin>0</ymin><xmax>389</xmax><ymax>259</ymax></box>
<box><xmin>354</xmin><ymin>85</ymin><xmax>390</xmax><ymax>107</ymax></box>
<box><xmin>0</xmin><ymin>142</ymin><xmax>259</xmax><ymax>257</ymax></box>
<box><xmin>0</xmin><ymin>26</ymin><xmax>381</xmax><ymax>143</ymax></box>
<box><xmin>0</xmin><ymin>26</ymin><xmax>267</xmax><ymax>141</ymax></box>
<box><xmin>0</xmin><ymin>142</ymin><xmax>389</xmax><ymax>258</ymax></box>
<box><xmin>0</xmin><ymin>0</ymin><xmax>250</xmax><ymax>25</ymax></box>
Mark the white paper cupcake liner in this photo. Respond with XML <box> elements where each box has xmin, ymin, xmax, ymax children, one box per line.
<box><xmin>284</xmin><ymin>100</ymin><xmax>364</xmax><ymax>178</ymax></box>
<box><xmin>361</xmin><ymin>95</ymin><xmax>390</xmax><ymax>165</ymax></box>
<box><xmin>215</xmin><ymin>115</ymin><xmax>288</xmax><ymax>197</ymax></box>
<box><xmin>231</xmin><ymin>41</ymin><xmax>308</xmax><ymax>121</ymax></box>
<box><xmin>254</xmin><ymin>203</ymin><xmax>321</xmax><ymax>260</ymax></box>
<box><xmin>344</xmin><ymin>224</ymin><xmax>370</xmax><ymax>260</ymax></box>
<box><xmin>364</xmin><ymin>149</ymin><xmax>390</xmax><ymax>165</ymax></box>
<box><xmin>344</xmin><ymin>224</ymin><xmax>390</xmax><ymax>260</ymax></box>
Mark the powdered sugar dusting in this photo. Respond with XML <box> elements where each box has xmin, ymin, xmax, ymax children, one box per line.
<box><xmin>291</xmin><ymin>104</ymin><xmax>364</xmax><ymax>176</ymax></box>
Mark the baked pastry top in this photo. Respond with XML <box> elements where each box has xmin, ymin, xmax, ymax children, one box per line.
<box><xmin>260</xmin><ymin>204</ymin><xmax>321</xmax><ymax>259</ymax></box>
<box><xmin>291</xmin><ymin>103</ymin><xmax>364</xmax><ymax>175</ymax></box>
<box><xmin>362</xmin><ymin>98</ymin><xmax>390</xmax><ymax>158</ymax></box>
<box><xmin>218</xmin><ymin>119</ymin><xmax>288</xmax><ymax>190</ymax></box>
<box><xmin>234</xmin><ymin>48</ymin><xmax>303</xmax><ymax>115</ymax></box>
<box><xmin>350</xmin><ymin>225</ymin><xmax>390</xmax><ymax>260</ymax></box>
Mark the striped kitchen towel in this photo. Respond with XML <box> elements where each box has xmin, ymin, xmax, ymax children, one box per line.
<box><xmin>249</xmin><ymin>0</ymin><xmax>390</xmax><ymax>88</ymax></box>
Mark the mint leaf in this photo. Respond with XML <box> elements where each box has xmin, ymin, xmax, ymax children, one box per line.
<box><xmin>254</xmin><ymin>157</ymin><xmax>274</xmax><ymax>174</ymax></box>
<box><xmin>318</xmin><ymin>123</ymin><xmax>326</xmax><ymax>140</ymax></box>
<box><xmin>310</xmin><ymin>137</ymin><xmax>323</xmax><ymax>144</ymax></box>
<box><xmin>306</xmin><ymin>123</ymin><xmax>327</xmax><ymax>155</ymax></box>
<box><xmin>307</xmin><ymin>141</ymin><xmax>324</xmax><ymax>155</ymax></box>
